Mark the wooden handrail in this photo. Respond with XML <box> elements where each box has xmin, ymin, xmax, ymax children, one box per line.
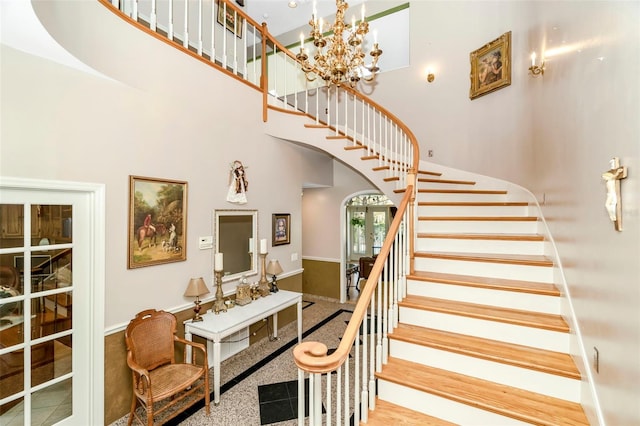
<box><xmin>293</xmin><ymin>185</ymin><xmax>414</xmax><ymax>373</ymax></box>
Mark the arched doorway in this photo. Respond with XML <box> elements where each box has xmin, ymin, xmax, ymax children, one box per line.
<box><xmin>343</xmin><ymin>193</ymin><xmax>394</xmax><ymax>302</ymax></box>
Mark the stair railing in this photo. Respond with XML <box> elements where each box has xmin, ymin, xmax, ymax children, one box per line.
<box><xmin>99</xmin><ymin>1</ymin><xmax>419</xmax><ymax>423</ymax></box>
<box><xmin>104</xmin><ymin>0</ymin><xmax>265</xmax><ymax>90</ymax></box>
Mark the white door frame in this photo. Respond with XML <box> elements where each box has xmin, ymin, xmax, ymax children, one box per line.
<box><xmin>0</xmin><ymin>177</ymin><xmax>105</xmax><ymax>424</ymax></box>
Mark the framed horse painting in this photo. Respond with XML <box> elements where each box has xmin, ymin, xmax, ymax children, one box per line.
<box><xmin>128</xmin><ymin>175</ymin><xmax>188</xmax><ymax>269</ymax></box>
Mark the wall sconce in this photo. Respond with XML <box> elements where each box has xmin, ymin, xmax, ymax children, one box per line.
<box><xmin>184</xmin><ymin>277</ymin><xmax>210</xmax><ymax>322</ymax></box>
<box><xmin>529</xmin><ymin>52</ymin><xmax>545</xmax><ymax>76</ymax></box>
<box><xmin>426</xmin><ymin>68</ymin><xmax>435</xmax><ymax>83</ymax></box>
<box><xmin>265</xmin><ymin>260</ymin><xmax>283</xmax><ymax>293</ymax></box>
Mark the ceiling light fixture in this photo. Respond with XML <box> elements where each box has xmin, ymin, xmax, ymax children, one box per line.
<box><xmin>296</xmin><ymin>0</ymin><xmax>382</xmax><ymax>88</ymax></box>
<box><xmin>288</xmin><ymin>1</ymin><xmax>297</xmax><ymax>8</ymax></box>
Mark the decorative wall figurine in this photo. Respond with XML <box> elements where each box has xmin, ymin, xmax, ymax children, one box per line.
<box><xmin>226</xmin><ymin>160</ymin><xmax>248</xmax><ymax>204</ymax></box>
<box><xmin>601</xmin><ymin>157</ymin><xmax>628</xmax><ymax>231</ymax></box>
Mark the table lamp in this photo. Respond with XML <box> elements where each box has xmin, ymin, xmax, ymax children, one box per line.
<box><xmin>265</xmin><ymin>260</ymin><xmax>283</xmax><ymax>293</ymax></box>
<box><xmin>184</xmin><ymin>277</ymin><xmax>210</xmax><ymax>322</ymax></box>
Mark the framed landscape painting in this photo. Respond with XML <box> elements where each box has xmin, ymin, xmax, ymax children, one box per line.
<box><xmin>128</xmin><ymin>175</ymin><xmax>188</xmax><ymax>269</ymax></box>
<box><xmin>469</xmin><ymin>31</ymin><xmax>511</xmax><ymax>99</ymax></box>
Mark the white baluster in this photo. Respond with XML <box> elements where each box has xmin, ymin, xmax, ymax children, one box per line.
<box><xmin>298</xmin><ymin>369</ymin><xmax>305</xmax><ymax>425</ymax></box>
<box><xmin>326</xmin><ymin>372</ymin><xmax>332</xmax><ymax>426</ymax></box>
<box><xmin>168</xmin><ymin>0</ymin><xmax>174</xmax><ymax>40</ymax></box>
<box><xmin>183</xmin><ymin>0</ymin><xmax>188</xmax><ymax>48</ymax></box>
<box><xmin>197</xmin><ymin>0</ymin><xmax>202</xmax><ymax>55</ymax></box>
<box><xmin>150</xmin><ymin>0</ymin><xmax>157</xmax><ymax>30</ymax></box>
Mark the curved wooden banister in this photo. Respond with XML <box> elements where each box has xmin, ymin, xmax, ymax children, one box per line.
<box><xmin>293</xmin><ymin>185</ymin><xmax>414</xmax><ymax>373</ymax></box>
<box><xmin>340</xmin><ymin>84</ymin><xmax>420</xmax><ymax>174</ymax></box>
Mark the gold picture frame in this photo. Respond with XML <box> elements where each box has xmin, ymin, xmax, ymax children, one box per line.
<box><xmin>469</xmin><ymin>31</ymin><xmax>511</xmax><ymax>100</ymax></box>
<box><xmin>128</xmin><ymin>175</ymin><xmax>188</xmax><ymax>269</ymax></box>
<box><xmin>217</xmin><ymin>0</ymin><xmax>244</xmax><ymax>38</ymax></box>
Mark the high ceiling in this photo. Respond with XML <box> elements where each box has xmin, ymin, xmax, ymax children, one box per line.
<box><xmin>243</xmin><ymin>0</ymin><xmax>366</xmax><ymax>38</ymax></box>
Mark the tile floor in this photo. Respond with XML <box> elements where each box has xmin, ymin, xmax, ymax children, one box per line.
<box><xmin>111</xmin><ymin>294</ymin><xmax>358</xmax><ymax>426</ymax></box>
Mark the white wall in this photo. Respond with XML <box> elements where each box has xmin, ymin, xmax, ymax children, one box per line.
<box><xmin>302</xmin><ymin>161</ymin><xmax>377</xmax><ymax>262</ymax></box>
<box><xmin>0</xmin><ymin>0</ymin><xmax>328</xmax><ymax>330</ymax></box>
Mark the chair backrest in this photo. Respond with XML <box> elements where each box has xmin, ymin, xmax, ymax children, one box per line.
<box><xmin>359</xmin><ymin>256</ymin><xmax>376</xmax><ymax>279</ymax></box>
<box><xmin>125</xmin><ymin>309</ymin><xmax>177</xmax><ymax>371</ymax></box>
<box><xmin>0</xmin><ymin>265</ymin><xmax>20</xmax><ymax>290</ymax></box>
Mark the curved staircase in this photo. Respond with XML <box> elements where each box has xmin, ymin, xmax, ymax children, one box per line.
<box><xmin>94</xmin><ymin>1</ymin><xmax>591</xmax><ymax>421</ymax></box>
<box><xmin>370</xmin><ymin>172</ymin><xmax>588</xmax><ymax>424</ymax></box>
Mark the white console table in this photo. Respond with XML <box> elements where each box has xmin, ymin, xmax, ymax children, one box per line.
<box><xmin>184</xmin><ymin>289</ymin><xmax>303</xmax><ymax>404</ymax></box>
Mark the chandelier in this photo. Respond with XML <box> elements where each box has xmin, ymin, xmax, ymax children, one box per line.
<box><xmin>296</xmin><ymin>0</ymin><xmax>382</xmax><ymax>87</ymax></box>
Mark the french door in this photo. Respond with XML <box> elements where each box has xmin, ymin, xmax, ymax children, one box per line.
<box><xmin>347</xmin><ymin>206</ymin><xmax>391</xmax><ymax>260</ymax></box>
<box><xmin>0</xmin><ymin>178</ymin><xmax>104</xmax><ymax>425</ymax></box>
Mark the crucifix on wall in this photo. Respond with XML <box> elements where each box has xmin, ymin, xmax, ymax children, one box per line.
<box><xmin>601</xmin><ymin>157</ymin><xmax>628</xmax><ymax>231</ymax></box>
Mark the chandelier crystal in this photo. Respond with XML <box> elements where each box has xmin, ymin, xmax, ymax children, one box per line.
<box><xmin>296</xmin><ymin>0</ymin><xmax>382</xmax><ymax>87</ymax></box>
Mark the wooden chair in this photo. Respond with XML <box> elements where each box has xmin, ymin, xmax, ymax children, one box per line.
<box><xmin>125</xmin><ymin>309</ymin><xmax>210</xmax><ymax>425</ymax></box>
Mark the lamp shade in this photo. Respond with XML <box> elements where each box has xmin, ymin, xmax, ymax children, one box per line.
<box><xmin>265</xmin><ymin>260</ymin><xmax>283</xmax><ymax>276</ymax></box>
<box><xmin>184</xmin><ymin>277</ymin><xmax>210</xmax><ymax>297</ymax></box>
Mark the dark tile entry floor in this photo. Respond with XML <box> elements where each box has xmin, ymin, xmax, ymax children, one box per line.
<box><xmin>258</xmin><ymin>378</ymin><xmax>325</xmax><ymax>424</ymax></box>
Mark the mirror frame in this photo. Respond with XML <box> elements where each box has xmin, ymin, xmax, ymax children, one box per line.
<box><xmin>213</xmin><ymin>209</ymin><xmax>258</xmax><ymax>282</ymax></box>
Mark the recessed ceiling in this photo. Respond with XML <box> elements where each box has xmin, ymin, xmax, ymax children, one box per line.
<box><xmin>244</xmin><ymin>0</ymin><xmax>366</xmax><ymax>37</ymax></box>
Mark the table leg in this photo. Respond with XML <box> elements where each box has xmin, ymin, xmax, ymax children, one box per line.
<box><xmin>185</xmin><ymin>331</ymin><xmax>193</xmax><ymax>362</ymax></box>
<box><xmin>273</xmin><ymin>312</ymin><xmax>278</xmax><ymax>339</ymax></box>
<box><xmin>297</xmin><ymin>299</ymin><xmax>302</xmax><ymax>343</ymax></box>
<box><xmin>213</xmin><ymin>340</ymin><xmax>221</xmax><ymax>405</ymax></box>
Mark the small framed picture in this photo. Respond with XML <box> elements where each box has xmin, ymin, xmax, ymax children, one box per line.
<box><xmin>128</xmin><ymin>176</ymin><xmax>187</xmax><ymax>268</ymax></box>
<box><xmin>469</xmin><ymin>31</ymin><xmax>511</xmax><ymax>100</ymax></box>
<box><xmin>217</xmin><ymin>0</ymin><xmax>244</xmax><ymax>38</ymax></box>
<box><xmin>272</xmin><ymin>213</ymin><xmax>290</xmax><ymax>246</ymax></box>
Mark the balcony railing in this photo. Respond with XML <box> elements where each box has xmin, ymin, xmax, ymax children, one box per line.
<box><xmin>100</xmin><ymin>0</ymin><xmax>419</xmax><ymax>423</ymax></box>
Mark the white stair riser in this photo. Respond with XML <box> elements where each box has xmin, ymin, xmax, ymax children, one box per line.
<box><xmin>399</xmin><ymin>307</ymin><xmax>569</xmax><ymax>352</ymax></box>
<box><xmin>419</xmin><ymin>182</ymin><xmax>479</xmax><ymax>190</ymax></box>
<box><xmin>418</xmin><ymin>192</ymin><xmax>509</xmax><ymax>203</ymax></box>
<box><xmin>389</xmin><ymin>340</ymin><xmax>581</xmax><ymax>402</ymax></box>
<box><xmin>416</xmin><ymin>237</ymin><xmax>545</xmax><ymax>255</ymax></box>
<box><xmin>417</xmin><ymin>220</ymin><xmax>539</xmax><ymax>234</ymax></box>
<box><xmin>377</xmin><ymin>379</ymin><xmax>531</xmax><ymax>426</ymax></box>
<box><xmin>418</xmin><ymin>205</ymin><xmax>530</xmax><ymax>216</ymax></box>
<box><xmin>414</xmin><ymin>257</ymin><xmax>554</xmax><ymax>283</ymax></box>
<box><xmin>406</xmin><ymin>280</ymin><xmax>560</xmax><ymax>314</ymax></box>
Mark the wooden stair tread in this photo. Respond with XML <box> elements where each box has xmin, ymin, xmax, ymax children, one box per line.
<box><xmin>418</xmin><ymin>232</ymin><xmax>544</xmax><ymax>241</ymax></box>
<box><xmin>418</xmin><ymin>169</ymin><xmax>442</xmax><ymax>177</ymax></box>
<box><xmin>419</xmin><ymin>201</ymin><xmax>528</xmax><ymax>206</ymax></box>
<box><xmin>362</xmin><ymin>155</ymin><xmax>379</xmax><ymax>161</ymax></box>
<box><xmin>303</xmin><ymin>123</ymin><xmax>329</xmax><ymax>128</ymax></box>
<box><xmin>415</xmin><ymin>251</ymin><xmax>554</xmax><ymax>267</ymax></box>
<box><xmin>408</xmin><ymin>270</ymin><xmax>559</xmax><ymax>296</ymax></box>
<box><xmin>419</xmin><ymin>189</ymin><xmax>507</xmax><ymax>194</ymax></box>
<box><xmin>418</xmin><ymin>178</ymin><xmax>476</xmax><ymax>185</ymax></box>
<box><xmin>383</xmin><ymin>177</ymin><xmax>399</xmax><ymax>182</ymax></box>
<box><xmin>391</xmin><ymin>323</ymin><xmax>580</xmax><ymax>379</ymax></box>
<box><xmin>327</xmin><ymin>135</ymin><xmax>348</xmax><ymax>140</ymax></box>
<box><xmin>419</xmin><ymin>216</ymin><xmax>538</xmax><ymax>221</ymax></box>
<box><xmin>399</xmin><ymin>295</ymin><xmax>569</xmax><ymax>332</ymax></box>
<box><xmin>363</xmin><ymin>398</ymin><xmax>456</xmax><ymax>426</ymax></box>
<box><xmin>344</xmin><ymin>145</ymin><xmax>365</xmax><ymax>150</ymax></box>
<box><xmin>371</xmin><ymin>165</ymin><xmax>388</xmax><ymax>171</ymax></box>
<box><xmin>377</xmin><ymin>357</ymin><xmax>589</xmax><ymax>425</ymax></box>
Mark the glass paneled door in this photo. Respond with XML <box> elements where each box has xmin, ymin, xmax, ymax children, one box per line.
<box><xmin>346</xmin><ymin>194</ymin><xmax>394</xmax><ymax>262</ymax></box>
<box><xmin>0</xmin><ymin>182</ymin><xmax>101</xmax><ymax>425</ymax></box>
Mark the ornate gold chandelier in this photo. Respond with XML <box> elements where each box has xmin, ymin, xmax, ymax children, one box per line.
<box><xmin>296</xmin><ymin>0</ymin><xmax>382</xmax><ymax>87</ymax></box>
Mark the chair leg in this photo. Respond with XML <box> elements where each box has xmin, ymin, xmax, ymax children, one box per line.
<box><xmin>127</xmin><ymin>395</ymin><xmax>137</xmax><ymax>426</ymax></box>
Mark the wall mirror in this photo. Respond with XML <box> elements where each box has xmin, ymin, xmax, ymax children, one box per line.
<box><xmin>214</xmin><ymin>209</ymin><xmax>257</xmax><ymax>282</ymax></box>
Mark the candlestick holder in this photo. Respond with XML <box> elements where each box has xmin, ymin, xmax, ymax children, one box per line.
<box><xmin>257</xmin><ymin>252</ymin><xmax>271</xmax><ymax>297</ymax></box>
<box><xmin>213</xmin><ymin>270</ymin><xmax>227</xmax><ymax>314</ymax></box>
